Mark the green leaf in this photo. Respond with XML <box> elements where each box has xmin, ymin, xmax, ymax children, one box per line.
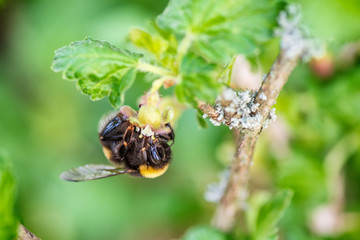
<box><xmin>182</xmin><ymin>74</ymin><xmax>220</xmax><ymax>103</ymax></box>
<box><xmin>177</xmin><ymin>53</ymin><xmax>221</xmax><ymax>105</ymax></box>
<box><xmin>193</xmin><ymin>33</ymin><xmax>262</xmax><ymax>64</ymax></box>
<box><xmin>129</xmin><ymin>28</ymin><xmax>169</xmax><ymax>58</ymax></box>
<box><xmin>197</xmin><ymin>109</ymin><xmax>208</xmax><ymax>128</ymax></box>
<box><xmin>182</xmin><ymin>225</ymin><xmax>229</xmax><ymax>240</ymax></box>
<box><xmin>108</xmin><ymin>68</ymin><xmax>137</xmax><ymax>108</ymax></box>
<box><xmin>180</xmin><ymin>53</ymin><xmax>217</xmax><ymax>75</ymax></box>
<box><xmin>0</xmin><ymin>153</ymin><xmax>18</xmax><ymax>240</ymax></box>
<box><xmin>246</xmin><ymin>190</ymin><xmax>293</xmax><ymax>240</ymax></box>
<box><xmin>157</xmin><ymin>0</ymin><xmax>229</xmax><ymax>35</ymax></box>
<box><xmin>175</xmin><ymin>83</ymin><xmax>197</xmax><ymax>107</ymax></box>
<box><xmin>52</xmin><ymin>37</ymin><xmax>143</xmax><ymax>108</ymax></box>
<box><xmin>288</xmin><ymin>0</ymin><xmax>360</xmax><ymax>46</ymax></box>
<box><xmin>157</xmin><ymin>0</ymin><xmax>284</xmax><ymax>63</ymax></box>
<box><xmin>175</xmin><ymin>73</ymin><xmax>220</xmax><ymax>106</ymax></box>
<box><xmin>219</xmin><ymin>55</ymin><xmax>237</xmax><ymax>86</ymax></box>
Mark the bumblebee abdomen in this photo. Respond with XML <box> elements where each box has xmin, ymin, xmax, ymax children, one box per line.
<box><xmin>102</xmin><ymin>146</ymin><xmax>113</xmax><ymax>161</ymax></box>
<box><xmin>138</xmin><ymin>164</ymin><xmax>169</xmax><ymax>178</ymax></box>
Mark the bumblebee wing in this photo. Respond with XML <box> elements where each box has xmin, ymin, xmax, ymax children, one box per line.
<box><xmin>60</xmin><ymin>164</ymin><xmax>134</xmax><ymax>182</ymax></box>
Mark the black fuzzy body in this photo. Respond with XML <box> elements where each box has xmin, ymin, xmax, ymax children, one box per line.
<box><xmin>99</xmin><ymin>112</ymin><xmax>174</xmax><ymax>177</ymax></box>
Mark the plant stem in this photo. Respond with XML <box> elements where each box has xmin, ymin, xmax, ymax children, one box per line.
<box><xmin>18</xmin><ymin>224</ymin><xmax>40</xmax><ymax>240</ymax></box>
<box><xmin>137</xmin><ymin>61</ymin><xmax>173</xmax><ymax>77</ymax></box>
<box><xmin>201</xmin><ymin>50</ymin><xmax>301</xmax><ymax>231</ymax></box>
<box><xmin>176</xmin><ymin>31</ymin><xmax>194</xmax><ymax>66</ymax></box>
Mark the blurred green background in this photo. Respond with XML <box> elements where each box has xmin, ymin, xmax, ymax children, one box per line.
<box><xmin>0</xmin><ymin>0</ymin><xmax>360</xmax><ymax>239</ymax></box>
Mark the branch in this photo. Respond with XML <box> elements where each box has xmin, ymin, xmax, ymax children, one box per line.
<box><xmin>199</xmin><ymin>4</ymin><xmax>323</xmax><ymax>231</ymax></box>
<box><xmin>17</xmin><ymin>224</ymin><xmax>41</xmax><ymax>240</ymax></box>
<box><xmin>209</xmin><ymin>51</ymin><xmax>301</xmax><ymax>231</ymax></box>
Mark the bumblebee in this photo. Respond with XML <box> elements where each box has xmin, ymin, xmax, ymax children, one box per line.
<box><xmin>60</xmin><ymin>106</ymin><xmax>174</xmax><ymax>182</ymax></box>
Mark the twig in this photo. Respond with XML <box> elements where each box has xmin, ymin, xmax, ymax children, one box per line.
<box><xmin>208</xmin><ymin>51</ymin><xmax>301</xmax><ymax>230</ymax></box>
<box><xmin>17</xmin><ymin>224</ymin><xmax>41</xmax><ymax>240</ymax></box>
<box><xmin>199</xmin><ymin>4</ymin><xmax>323</xmax><ymax>231</ymax></box>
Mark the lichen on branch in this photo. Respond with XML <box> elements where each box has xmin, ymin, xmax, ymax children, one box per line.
<box><xmin>203</xmin><ymin>4</ymin><xmax>324</xmax><ymax>231</ymax></box>
<box><xmin>199</xmin><ymin>88</ymin><xmax>276</xmax><ymax>130</ymax></box>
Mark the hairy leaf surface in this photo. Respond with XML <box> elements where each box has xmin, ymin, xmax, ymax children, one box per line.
<box><xmin>157</xmin><ymin>0</ymin><xmax>284</xmax><ymax>63</ymax></box>
<box><xmin>52</xmin><ymin>37</ymin><xmax>143</xmax><ymax>107</ymax></box>
<box><xmin>247</xmin><ymin>190</ymin><xmax>293</xmax><ymax>240</ymax></box>
<box><xmin>0</xmin><ymin>154</ymin><xmax>17</xmax><ymax>240</ymax></box>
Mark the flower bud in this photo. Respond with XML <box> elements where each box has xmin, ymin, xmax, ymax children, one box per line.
<box><xmin>138</xmin><ymin>106</ymin><xmax>161</xmax><ymax>129</ymax></box>
<box><xmin>146</xmin><ymin>91</ymin><xmax>160</xmax><ymax>107</ymax></box>
<box><xmin>161</xmin><ymin>106</ymin><xmax>174</xmax><ymax>123</ymax></box>
<box><xmin>119</xmin><ymin>106</ymin><xmax>137</xmax><ymax>118</ymax></box>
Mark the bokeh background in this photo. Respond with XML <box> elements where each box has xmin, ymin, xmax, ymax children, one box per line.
<box><xmin>0</xmin><ymin>0</ymin><xmax>360</xmax><ymax>239</ymax></box>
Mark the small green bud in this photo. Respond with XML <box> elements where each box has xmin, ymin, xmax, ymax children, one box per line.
<box><xmin>146</xmin><ymin>92</ymin><xmax>160</xmax><ymax>107</ymax></box>
<box><xmin>128</xmin><ymin>117</ymin><xmax>141</xmax><ymax>126</ymax></box>
<box><xmin>120</xmin><ymin>105</ymin><xmax>137</xmax><ymax>118</ymax></box>
<box><xmin>161</xmin><ymin>106</ymin><xmax>174</xmax><ymax>123</ymax></box>
<box><xmin>139</xmin><ymin>91</ymin><xmax>160</xmax><ymax>107</ymax></box>
<box><xmin>138</xmin><ymin>106</ymin><xmax>161</xmax><ymax>129</ymax></box>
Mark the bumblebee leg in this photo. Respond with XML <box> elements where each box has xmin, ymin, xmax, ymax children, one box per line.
<box><xmin>148</xmin><ymin>142</ymin><xmax>162</xmax><ymax>165</ymax></box>
<box><xmin>159</xmin><ymin>123</ymin><xmax>175</xmax><ymax>147</ymax></box>
<box><xmin>123</xmin><ymin>125</ymin><xmax>134</xmax><ymax>144</ymax></box>
<box><xmin>117</xmin><ymin>141</ymin><xmax>129</xmax><ymax>160</ymax></box>
<box><xmin>116</xmin><ymin>126</ymin><xmax>135</xmax><ymax>160</ymax></box>
<box><xmin>140</xmin><ymin>147</ymin><xmax>148</xmax><ymax>163</ymax></box>
<box><xmin>139</xmin><ymin>136</ymin><xmax>149</xmax><ymax>163</ymax></box>
<box><xmin>166</xmin><ymin>123</ymin><xmax>175</xmax><ymax>146</ymax></box>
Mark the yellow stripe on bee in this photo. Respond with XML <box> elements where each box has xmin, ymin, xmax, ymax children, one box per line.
<box><xmin>102</xmin><ymin>146</ymin><xmax>113</xmax><ymax>160</ymax></box>
<box><xmin>139</xmin><ymin>164</ymin><xmax>169</xmax><ymax>178</ymax></box>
